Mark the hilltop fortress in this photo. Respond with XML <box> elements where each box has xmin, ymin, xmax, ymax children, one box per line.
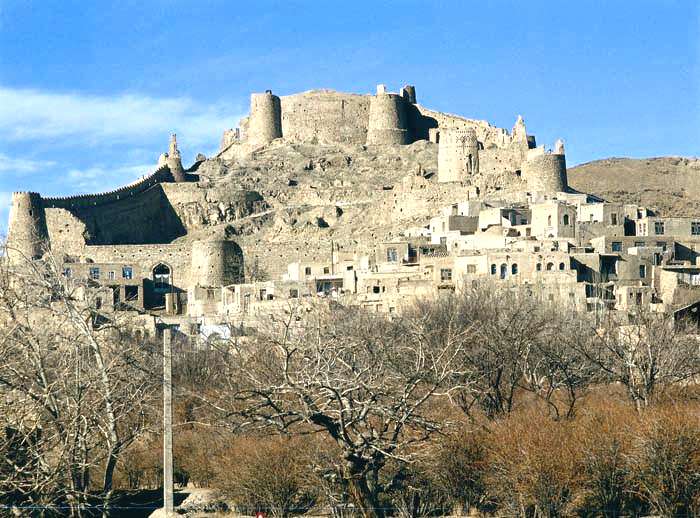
<box><xmin>7</xmin><ymin>84</ymin><xmax>700</xmax><ymax>334</ymax></box>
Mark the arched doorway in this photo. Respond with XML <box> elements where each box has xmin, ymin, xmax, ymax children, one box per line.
<box><xmin>153</xmin><ymin>263</ymin><xmax>172</xmax><ymax>292</ymax></box>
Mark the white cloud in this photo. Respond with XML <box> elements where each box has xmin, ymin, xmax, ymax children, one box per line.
<box><xmin>0</xmin><ymin>86</ymin><xmax>245</xmax><ymax>147</ymax></box>
<box><xmin>0</xmin><ymin>153</ymin><xmax>56</xmax><ymax>174</ymax></box>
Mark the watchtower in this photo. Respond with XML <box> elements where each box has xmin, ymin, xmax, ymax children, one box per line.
<box><xmin>437</xmin><ymin>128</ymin><xmax>480</xmax><ymax>183</ymax></box>
<box><xmin>248</xmin><ymin>91</ymin><xmax>282</xmax><ymax>147</ymax></box>
<box><xmin>522</xmin><ymin>142</ymin><xmax>568</xmax><ymax>193</ymax></box>
<box><xmin>191</xmin><ymin>240</ymin><xmax>244</xmax><ymax>287</ymax></box>
<box><xmin>165</xmin><ymin>134</ymin><xmax>186</xmax><ymax>182</ymax></box>
<box><xmin>6</xmin><ymin>192</ymin><xmax>49</xmax><ymax>264</ymax></box>
<box><xmin>366</xmin><ymin>85</ymin><xmax>410</xmax><ymax>145</ymax></box>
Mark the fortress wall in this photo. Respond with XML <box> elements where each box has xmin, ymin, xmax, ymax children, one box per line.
<box><xmin>46</xmin><ymin>185</ymin><xmax>186</xmax><ymax>250</ymax></box>
<box><xmin>415</xmin><ymin>106</ymin><xmax>512</xmax><ymax>149</ymax></box>
<box><xmin>280</xmin><ymin>91</ymin><xmax>371</xmax><ymax>145</ymax></box>
<box><xmin>43</xmin><ymin>166</ymin><xmax>171</xmax><ymax>209</ymax></box>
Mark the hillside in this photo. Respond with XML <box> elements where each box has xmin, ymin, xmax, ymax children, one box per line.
<box><xmin>568</xmin><ymin>157</ymin><xmax>700</xmax><ymax>216</ymax></box>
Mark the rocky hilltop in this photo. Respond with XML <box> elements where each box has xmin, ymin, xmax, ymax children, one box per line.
<box><xmin>568</xmin><ymin>157</ymin><xmax>700</xmax><ymax>216</ymax></box>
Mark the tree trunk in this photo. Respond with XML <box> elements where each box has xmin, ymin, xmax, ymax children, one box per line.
<box><xmin>347</xmin><ymin>473</ymin><xmax>383</xmax><ymax>518</ymax></box>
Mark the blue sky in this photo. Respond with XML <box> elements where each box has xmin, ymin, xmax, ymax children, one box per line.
<box><xmin>0</xmin><ymin>0</ymin><xmax>698</xmax><ymax>222</ymax></box>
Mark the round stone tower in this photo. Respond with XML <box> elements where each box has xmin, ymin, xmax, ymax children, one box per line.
<box><xmin>165</xmin><ymin>133</ymin><xmax>186</xmax><ymax>182</ymax></box>
<box><xmin>6</xmin><ymin>192</ymin><xmax>49</xmax><ymax>263</ymax></box>
<box><xmin>522</xmin><ymin>149</ymin><xmax>568</xmax><ymax>193</ymax></box>
<box><xmin>191</xmin><ymin>240</ymin><xmax>244</xmax><ymax>287</ymax></box>
<box><xmin>366</xmin><ymin>86</ymin><xmax>410</xmax><ymax>145</ymax></box>
<box><xmin>248</xmin><ymin>91</ymin><xmax>282</xmax><ymax>147</ymax></box>
<box><xmin>437</xmin><ymin>128</ymin><xmax>480</xmax><ymax>183</ymax></box>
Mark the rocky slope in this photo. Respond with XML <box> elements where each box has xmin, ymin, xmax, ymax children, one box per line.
<box><xmin>568</xmin><ymin>157</ymin><xmax>700</xmax><ymax>216</ymax></box>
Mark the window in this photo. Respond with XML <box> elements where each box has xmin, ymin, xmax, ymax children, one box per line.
<box><xmin>152</xmin><ymin>263</ymin><xmax>171</xmax><ymax>292</ymax></box>
<box><xmin>491</xmin><ymin>264</ymin><xmax>497</xmax><ymax>275</ymax></box>
<box><xmin>207</xmin><ymin>289</ymin><xmax>215</xmax><ymax>300</ymax></box>
<box><xmin>546</xmin><ymin>262</ymin><xmax>554</xmax><ymax>271</ymax></box>
<box><xmin>89</xmin><ymin>267</ymin><xmax>100</xmax><ymax>280</ymax></box>
<box><xmin>373</xmin><ymin>286</ymin><xmax>380</xmax><ymax>294</ymax></box>
<box><xmin>386</xmin><ymin>247</ymin><xmax>398</xmax><ymax>262</ymax></box>
<box><xmin>511</xmin><ymin>263</ymin><xmax>518</xmax><ymax>275</ymax></box>
<box><xmin>639</xmin><ymin>265</ymin><xmax>646</xmax><ymax>278</ymax></box>
<box><xmin>500</xmin><ymin>263</ymin><xmax>507</xmax><ymax>279</ymax></box>
<box><xmin>108</xmin><ymin>271</ymin><xmax>115</xmax><ymax>280</ymax></box>
<box><xmin>125</xmin><ymin>286</ymin><xmax>138</xmax><ymax>301</ymax></box>
<box><xmin>692</xmin><ymin>222</ymin><xmax>700</xmax><ymax>235</ymax></box>
<box><xmin>536</xmin><ymin>263</ymin><xmax>542</xmax><ymax>271</ymax></box>
<box><xmin>563</xmin><ymin>214</ymin><xmax>570</xmax><ymax>226</ymax></box>
<box><xmin>559</xmin><ymin>262</ymin><xmax>566</xmax><ymax>270</ymax></box>
<box><xmin>440</xmin><ymin>269</ymin><xmax>452</xmax><ymax>282</ymax></box>
<box><xmin>63</xmin><ymin>267</ymin><xmax>72</xmax><ymax>278</ymax></box>
<box><xmin>323</xmin><ymin>267</ymin><xmax>330</xmax><ymax>274</ymax></box>
<box><xmin>122</xmin><ymin>266</ymin><xmax>133</xmax><ymax>279</ymax></box>
<box><xmin>634</xmin><ymin>241</ymin><xmax>645</xmax><ymax>248</ymax></box>
<box><xmin>95</xmin><ymin>296</ymin><xmax>102</xmax><ymax>310</ymax></box>
<box><xmin>611</xmin><ymin>241</ymin><xmax>623</xmax><ymax>252</ymax></box>
<box><xmin>611</xmin><ymin>213</ymin><xmax>618</xmax><ymax>225</ymax></box>
<box><xmin>440</xmin><ymin>237</ymin><xmax>447</xmax><ymax>246</ymax></box>
<box><xmin>346</xmin><ymin>265</ymin><xmax>353</xmax><ymax>271</ymax></box>
<box><xmin>656</xmin><ymin>241</ymin><xmax>667</xmax><ymax>251</ymax></box>
<box><xmin>289</xmin><ymin>289</ymin><xmax>299</xmax><ymax>298</ymax></box>
<box><xmin>635</xmin><ymin>292</ymin><xmax>642</xmax><ymax>305</ymax></box>
<box><xmin>654</xmin><ymin>221</ymin><xmax>665</xmax><ymax>235</ymax></box>
<box><xmin>305</xmin><ymin>266</ymin><xmax>312</xmax><ymax>276</ymax></box>
<box><xmin>547</xmin><ymin>215</ymin><xmax>552</xmax><ymax>226</ymax></box>
<box><xmin>467</xmin><ymin>264</ymin><xmax>476</xmax><ymax>274</ymax></box>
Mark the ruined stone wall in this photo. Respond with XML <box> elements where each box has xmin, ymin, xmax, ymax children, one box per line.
<box><xmin>83</xmin><ymin>243</ymin><xmax>194</xmax><ymax>288</ymax></box>
<box><xmin>280</xmin><ymin>91</ymin><xmax>370</xmax><ymax>145</ymax></box>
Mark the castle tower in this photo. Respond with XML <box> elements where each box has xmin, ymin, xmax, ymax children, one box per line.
<box><xmin>165</xmin><ymin>134</ymin><xmax>186</xmax><ymax>182</ymax></box>
<box><xmin>366</xmin><ymin>85</ymin><xmax>410</xmax><ymax>145</ymax></box>
<box><xmin>6</xmin><ymin>192</ymin><xmax>49</xmax><ymax>264</ymax></box>
<box><xmin>248</xmin><ymin>91</ymin><xmax>282</xmax><ymax>148</ymax></box>
<box><xmin>522</xmin><ymin>144</ymin><xmax>568</xmax><ymax>193</ymax></box>
<box><xmin>191</xmin><ymin>240</ymin><xmax>244</xmax><ymax>287</ymax></box>
<box><xmin>400</xmin><ymin>84</ymin><xmax>416</xmax><ymax>104</ymax></box>
<box><xmin>437</xmin><ymin>128</ymin><xmax>480</xmax><ymax>183</ymax></box>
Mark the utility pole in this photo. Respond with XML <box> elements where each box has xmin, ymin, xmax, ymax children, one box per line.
<box><xmin>163</xmin><ymin>328</ymin><xmax>174</xmax><ymax>516</ymax></box>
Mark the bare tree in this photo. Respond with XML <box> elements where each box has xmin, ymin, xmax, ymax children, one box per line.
<box><xmin>196</xmin><ymin>301</ymin><xmax>473</xmax><ymax>518</ymax></box>
<box><xmin>0</xmin><ymin>248</ymin><xmax>160</xmax><ymax>515</ymax></box>
<box><xmin>577</xmin><ymin>310</ymin><xmax>700</xmax><ymax>411</ymax></box>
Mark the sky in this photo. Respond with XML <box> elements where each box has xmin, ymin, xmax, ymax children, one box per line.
<box><xmin>0</xmin><ymin>0</ymin><xmax>698</xmax><ymax>226</ymax></box>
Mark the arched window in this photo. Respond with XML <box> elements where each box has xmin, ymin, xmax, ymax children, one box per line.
<box><xmin>559</xmin><ymin>262</ymin><xmax>566</xmax><ymax>270</ymax></box>
<box><xmin>563</xmin><ymin>214</ymin><xmax>570</xmax><ymax>225</ymax></box>
<box><xmin>546</xmin><ymin>262</ymin><xmax>554</xmax><ymax>271</ymax></box>
<box><xmin>511</xmin><ymin>263</ymin><xmax>518</xmax><ymax>275</ymax></box>
<box><xmin>547</xmin><ymin>215</ymin><xmax>552</xmax><ymax>226</ymax></box>
<box><xmin>536</xmin><ymin>263</ymin><xmax>542</xmax><ymax>272</ymax></box>
<box><xmin>491</xmin><ymin>264</ymin><xmax>497</xmax><ymax>275</ymax></box>
<box><xmin>153</xmin><ymin>263</ymin><xmax>171</xmax><ymax>292</ymax></box>
<box><xmin>500</xmin><ymin>263</ymin><xmax>507</xmax><ymax>279</ymax></box>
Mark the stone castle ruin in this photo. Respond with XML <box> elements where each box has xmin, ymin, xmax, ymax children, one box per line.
<box><xmin>9</xmin><ymin>83</ymin><xmax>694</xmax><ymax>335</ymax></box>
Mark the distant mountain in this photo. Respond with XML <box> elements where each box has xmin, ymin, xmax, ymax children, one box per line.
<box><xmin>568</xmin><ymin>157</ymin><xmax>700</xmax><ymax>216</ymax></box>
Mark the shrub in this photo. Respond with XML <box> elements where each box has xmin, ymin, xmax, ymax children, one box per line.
<box><xmin>214</xmin><ymin>435</ymin><xmax>317</xmax><ymax>517</ymax></box>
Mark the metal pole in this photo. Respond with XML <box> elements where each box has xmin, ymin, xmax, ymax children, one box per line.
<box><xmin>163</xmin><ymin>328</ymin><xmax>174</xmax><ymax>515</ymax></box>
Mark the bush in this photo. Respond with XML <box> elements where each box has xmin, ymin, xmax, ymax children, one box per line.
<box><xmin>214</xmin><ymin>435</ymin><xmax>317</xmax><ymax>517</ymax></box>
<box><xmin>487</xmin><ymin>409</ymin><xmax>582</xmax><ymax>517</ymax></box>
<box><xmin>627</xmin><ymin>405</ymin><xmax>700</xmax><ymax>516</ymax></box>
